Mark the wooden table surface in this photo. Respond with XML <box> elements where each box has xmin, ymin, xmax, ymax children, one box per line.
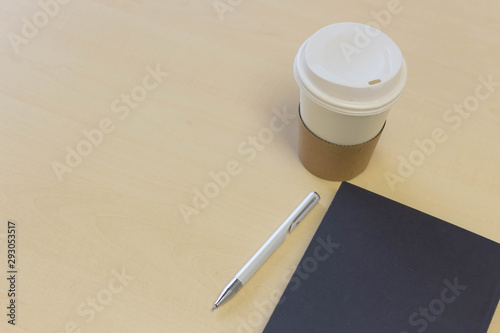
<box><xmin>1</xmin><ymin>0</ymin><xmax>499</xmax><ymax>332</ymax></box>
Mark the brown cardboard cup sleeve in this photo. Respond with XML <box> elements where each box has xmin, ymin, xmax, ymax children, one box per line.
<box><xmin>298</xmin><ymin>106</ymin><xmax>385</xmax><ymax>181</ymax></box>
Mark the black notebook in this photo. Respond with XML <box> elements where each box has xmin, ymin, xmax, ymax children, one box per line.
<box><xmin>263</xmin><ymin>182</ymin><xmax>500</xmax><ymax>333</ymax></box>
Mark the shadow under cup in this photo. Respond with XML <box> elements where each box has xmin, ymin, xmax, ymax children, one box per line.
<box><xmin>293</xmin><ymin>22</ymin><xmax>407</xmax><ymax>181</ymax></box>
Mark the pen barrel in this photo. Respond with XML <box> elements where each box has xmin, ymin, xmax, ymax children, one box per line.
<box><xmin>235</xmin><ymin>223</ymin><xmax>289</xmax><ymax>284</ymax></box>
<box><xmin>234</xmin><ymin>192</ymin><xmax>320</xmax><ymax>285</ymax></box>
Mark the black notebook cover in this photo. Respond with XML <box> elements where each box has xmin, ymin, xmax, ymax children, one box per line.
<box><xmin>263</xmin><ymin>182</ymin><xmax>500</xmax><ymax>333</ymax></box>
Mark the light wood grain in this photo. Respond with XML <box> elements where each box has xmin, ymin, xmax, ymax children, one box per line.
<box><xmin>1</xmin><ymin>0</ymin><xmax>499</xmax><ymax>332</ymax></box>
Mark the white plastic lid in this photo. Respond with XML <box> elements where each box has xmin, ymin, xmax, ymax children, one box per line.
<box><xmin>294</xmin><ymin>22</ymin><xmax>407</xmax><ymax>116</ymax></box>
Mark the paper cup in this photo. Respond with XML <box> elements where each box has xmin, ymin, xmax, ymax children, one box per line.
<box><xmin>294</xmin><ymin>22</ymin><xmax>407</xmax><ymax>180</ymax></box>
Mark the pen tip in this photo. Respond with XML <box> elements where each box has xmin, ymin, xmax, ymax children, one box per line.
<box><xmin>212</xmin><ymin>305</ymin><xmax>217</xmax><ymax>311</ymax></box>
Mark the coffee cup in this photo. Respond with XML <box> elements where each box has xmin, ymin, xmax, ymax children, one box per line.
<box><xmin>294</xmin><ymin>22</ymin><xmax>407</xmax><ymax>180</ymax></box>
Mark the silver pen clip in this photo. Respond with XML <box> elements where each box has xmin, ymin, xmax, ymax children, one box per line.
<box><xmin>288</xmin><ymin>192</ymin><xmax>321</xmax><ymax>233</ymax></box>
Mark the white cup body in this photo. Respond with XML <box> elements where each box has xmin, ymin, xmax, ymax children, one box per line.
<box><xmin>300</xmin><ymin>90</ymin><xmax>389</xmax><ymax>145</ymax></box>
<box><xmin>294</xmin><ymin>22</ymin><xmax>407</xmax><ymax>146</ymax></box>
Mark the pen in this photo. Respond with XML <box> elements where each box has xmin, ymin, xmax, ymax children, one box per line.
<box><xmin>212</xmin><ymin>191</ymin><xmax>321</xmax><ymax>311</ymax></box>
